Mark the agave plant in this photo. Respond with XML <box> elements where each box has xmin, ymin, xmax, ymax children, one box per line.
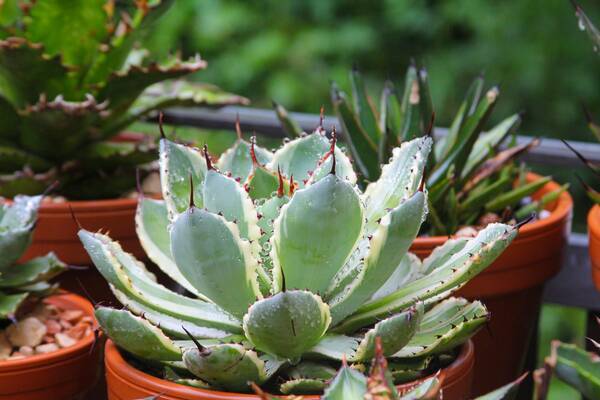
<box><xmin>295</xmin><ymin>65</ymin><xmax>566</xmax><ymax>236</ymax></box>
<box><xmin>0</xmin><ymin>195</ymin><xmax>66</xmax><ymax>321</ymax></box>
<box><xmin>252</xmin><ymin>337</ymin><xmax>526</xmax><ymax>400</ymax></box>
<box><xmin>79</xmin><ymin>124</ymin><xmax>518</xmax><ymax>394</ymax></box>
<box><xmin>0</xmin><ymin>0</ymin><xmax>247</xmax><ymax>199</ymax></box>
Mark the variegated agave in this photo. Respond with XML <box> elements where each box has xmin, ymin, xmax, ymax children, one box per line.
<box><xmin>80</xmin><ymin>124</ymin><xmax>517</xmax><ymax>394</ymax></box>
<box><xmin>0</xmin><ymin>0</ymin><xmax>246</xmax><ymax>199</ymax></box>
<box><xmin>0</xmin><ymin>195</ymin><xmax>66</xmax><ymax>321</ymax></box>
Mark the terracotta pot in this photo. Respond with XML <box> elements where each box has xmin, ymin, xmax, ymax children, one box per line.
<box><xmin>105</xmin><ymin>339</ymin><xmax>474</xmax><ymax>400</ymax></box>
<box><xmin>588</xmin><ymin>205</ymin><xmax>600</xmax><ymax>290</ymax></box>
<box><xmin>411</xmin><ymin>173</ymin><xmax>573</xmax><ymax>397</ymax></box>
<box><xmin>0</xmin><ymin>293</ymin><xmax>101</xmax><ymax>400</ymax></box>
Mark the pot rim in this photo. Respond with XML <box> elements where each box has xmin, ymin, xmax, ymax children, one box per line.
<box><xmin>412</xmin><ymin>173</ymin><xmax>573</xmax><ymax>248</ymax></box>
<box><xmin>104</xmin><ymin>339</ymin><xmax>474</xmax><ymax>399</ymax></box>
<box><xmin>0</xmin><ymin>292</ymin><xmax>98</xmax><ymax>372</ymax></box>
<box><xmin>588</xmin><ymin>204</ymin><xmax>600</xmax><ymax>238</ymax></box>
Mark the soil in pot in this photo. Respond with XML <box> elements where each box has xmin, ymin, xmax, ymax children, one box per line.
<box><xmin>0</xmin><ymin>293</ymin><xmax>102</xmax><ymax>400</ymax></box>
<box><xmin>411</xmin><ymin>174</ymin><xmax>573</xmax><ymax>397</ymax></box>
<box><xmin>588</xmin><ymin>205</ymin><xmax>600</xmax><ymax>290</ymax></box>
<box><xmin>104</xmin><ymin>339</ymin><xmax>474</xmax><ymax>400</ymax></box>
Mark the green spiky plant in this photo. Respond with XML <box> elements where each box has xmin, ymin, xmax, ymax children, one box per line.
<box><xmin>251</xmin><ymin>337</ymin><xmax>526</xmax><ymax>400</ymax></box>
<box><xmin>283</xmin><ymin>65</ymin><xmax>567</xmax><ymax>236</ymax></box>
<box><xmin>0</xmin><ymin>195</ymin><xmax>66</xmax><ymax>322</ymax></box>
<box><xmin>79</xmin><ymin>122</ymin><xmax>519</xmax><ymax>394</ymax></box>
<box><xmin>0</xmin><ymin>0</ymin><xmax>247</xmax><ymax>199</ymax></box>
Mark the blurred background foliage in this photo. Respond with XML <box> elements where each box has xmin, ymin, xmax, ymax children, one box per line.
<box><xmin>144</xmin><ymin>0</ymin><xmax>600</xmax><ymax>142</ymax></box>
<box><xmin>138</xmin><ymin>2</ymin><xmax>599</xmax><ymax>397</ymax></box>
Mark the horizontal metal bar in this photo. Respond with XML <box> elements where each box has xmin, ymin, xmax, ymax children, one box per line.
<box><xmin>160</xmin><ymin>106</ymin><xmax>600</xmax><ymax>168</ymax></box>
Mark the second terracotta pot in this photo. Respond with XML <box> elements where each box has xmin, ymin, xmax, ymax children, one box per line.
<box><xmin>0</xmin><ymin>293</ymin><xmax>101</xmax><ymax>400</ymax></box>
<box><xmin>411</xmin><ymin>174</ymin><xmax>573</xmax><ymax>396</ymax></box>
<box><xmin>588</xmin><ymin>205</ymin><xmax>600</xmax><ymax>290</ymax></box>
<box><xmin>104</xmin><ymin>339</ymin><xmax>475</xmax><ymax>400</ymax></box>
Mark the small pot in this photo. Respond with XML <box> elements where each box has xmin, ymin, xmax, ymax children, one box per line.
<box><xmin>0</xmin><ymin>293</ymin><xmax>101</xmax><ymax>400</ymax></box>
<box><xmin>411</xmin><ymin>173</ymin><xmax>573</xmax><ymax>396</ymax></box>
<box><xmin>588</xmin><ymin>204</ymin><xmax>600</xmax><ymax>290</ymax></box>
<box><xmin>104</xmin><ymin>340</ymin><xmax>474</xmax><ymax>400</ymax></box>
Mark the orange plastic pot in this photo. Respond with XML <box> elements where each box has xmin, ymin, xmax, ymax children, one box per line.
<box><xmin>0</xmin><ymin>293</ymin><xmax>101</xmax><ymax>400</ymax></box>
<box><xmin>588</xmin><ymin>205</ymin><xmax>600</xmax><ymax>290</ymax></box>
<box><xmin>105</xmin><ymin>339</ymin><xmax>474</xmax><ymax>400</ymax></box>
<box><xmin>411</xmin><ymin>173</ymin><xmax>573</xmax><ymax>396</ymax></box>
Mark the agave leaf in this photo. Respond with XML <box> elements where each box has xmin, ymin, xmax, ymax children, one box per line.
<box><xmin>243</xmin><ymin>290</ymin><xmax>331</xmax><ymax>360</ymax></box>
<box><xmin>95</xmin><ymin>307</ymin><xmax>182</xmax><ymax>361</ymax></box>
<box><xmin>458</xmin><ymin>176</ymin><xmax>513</xmax><ymax>216</ymax></box>
<box><xmin>349</xmin><ymin>67</ymin><xmax>381</xmax><ymax>143</ymax></box>
<box><xmin>78</xmin><ymin>141</ymin><xmax>156</xmax><ymax>169</ymax></box>
<box><xmin>273</xmin><ymin>100</ymin><xmax>303</xmax><ymax>138</ymax></box>
<box><xmin>0</xmin><ymin>145</ymin><xmax>53</xmax><ymax>173</ymax></box>
<box><xmin>19</xmin><ymin>95</ymin><xmax>108</xmax><ymax>159</ymax></box>
<box><xmin>0</xmin><ymin>195</ymin><xmax>41</xmax><ymax>270</ymax></box>
<box><xmin>331</xmin><ymin>84</ymin><xmax>379</xmax><ymax>181</ymax></box>
<box><xmin>267</xmin><ymin>132</ymin><xmax>330</xmax><ymax>187</ymax></box>
<box><xmin>256</xmin><ymin>194</ymin><xmax>289</xmax><ymax>278</ymax></box>
<box><xmin>159</xmin><ymin>139</ymin><xmax>207</xmax><ymax>219</ymax></box>
<box><xmin>306</xmin><ymin>334</ymin><xmax>360</xmax><ymax>361</ymax></box>
<box><xmin>398</xmin><ymin>376</ymin><xmax>441</xmax><ymax>400</ymax></box>
<box><xmin>392</xmin><ymin>298</ymin><xmax>488</xmax><ymax>358</ymax></box>
<box><xmin>417</xmin><ymin>68</ymin><xmax>434</xmax><ymax>139</ymax></box>
<box><xmin>271</xmin><ymin>174</ymin><xmax>364</xmax><ymax>294</ymax></box>
<box><xmin>203</xmin><ymin>169</ymin><xmax>262</xmax><ymax>250</ymax></box>
<box><xmin>183</xmin><ymin>344</ymin><xmax>267</xmax><ymax>392</ymax></box>
<box><xmin>370</xmin><ymin>253</ymin><xmax>422</xmax><ymax>301</ymax></box>
<box><xmin>280</xmin><ymin>378</ymin><xmax>327</xmax><ymax>395</ymax></box>
<box><xmin>399</xmin><ymin>78</ymin><xmax>422</xmax><ymax>143</ymax></box>
<box><xmin>420</xmin><ymin>238</ymin><xmax>468</xmax><ymax>275</ymax></box>
<box><xmin>515</xmin><ymin>183</ymin><xmax>570</xmax><ymax>220</ymax></box>
<box><xmin>0</xmin><ymin>95</ymin><xmax>20</xmax><ymax>141</ymax></box>
<box><xmin>217</xmin><ymin>137</ymin><xmax>272</xmax><ymax>183</ymax></box>
<box><xmin>429</xmin><ymin>86</ymin><xmax>498</xmax><ymax>187</ymax></box>
<box><xmin>25</xmin><ymin>0</ymin><xmax>110</xmax><ymax>71</ymax></box>
<box><xmin>351</xmin><ymin>305</ymin><xmax>423</xmax><ymax>362</ymax></box>
<box><xmin>97</xmin><ymin>56</ymin><xmax>206</xmax><ymax>115</ymax></box>
<box><xmin>0</xmin><ymin>37</ymin><xmax>73</xmax><ymax>107</ymax></box>
<box><xmin>0</xmin><ymin>252</ymin><xmax>66</xmax><ymax>288</ymax></box>
<box><xmin>246</xmin><ymin>165</ymin><xmax>280</xmax><ymax>200</ymax></box>
<box><xmin>551</xmin><ymin>340</ymin><xmax>600</xmax><ymax>399</ymax></box>
<box><xmin>112</xmin><ymin>288</ymin><xmax>234</xmax><ymax>340</ymax></box>
<box><xmin>170</xmin><ymin>207</ymin><xmax>261</xmax><ymax>319</ymax></box>
<box><xmin>285</xmin><ymin>361</ymin><xmax>337</xmax><ymax>381</ymax></box>
<box><xmin>485</xmin><ymin>176</ymin><xmax>551</xmax><ymax>212</ymax></box>
<box><xmin>388</xmin><ymin>358</ymin><xmax>432</xmax><ymax>384</ymax></box>
<box><xmin>335</xmin><ymin>223</ymin><xmax>516</xmax><ymax>332</ymax></box>
<box><xmin>362</xmin><ymin>137</ymin><xmax>431</xmax><ymax>234</ymax></box>
<box><xmin>473</xmin><ymin>373</ymin><xmax>527</xmax><ymax>400</ymax></box>
<box><xmin>305</xmin><ymin>144</ymin><xmax>357</xmax><ymax>186</ymax></box>
<box><xmin>79</xmin><ymin>229</ymin><xmax>242</xmax><ymax>333</ymax></box>
<box><xmin>329</xmin><ymin>191</ymin><xmax>425</xmax><ymax>325</ymax></box>
<box><xmin>461</xmin><ymin>114</ymin><xmax>521</xmax><ymax>180</ymax></box>
<box><xmin>378</xmin><ymin>82</ymin><xmax>396</xmax><ymax>162</ymax></box>
<box><xmin>321</xmin><ymin>364</ymin><xmax>367</xmax><ymax>400</ymax></box>
<box><xmin>0</xmin><ymin>292</ymin><xmax>29</xmax><ymax>319</ymax></box>
<box><xmin>136</xmin><ymin>198</ymin><xmax>203</xmax><ymax>298</ymax></box>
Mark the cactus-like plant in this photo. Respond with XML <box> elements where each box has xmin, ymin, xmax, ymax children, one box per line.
<box><xmin>80</xmin><ymin>124</ymin><xmax>518</xmax><ymax>394</ymax></box>
<box><xmin>251</xmin><ymin>338</ymin><xmax>525</xmax><ymax>400</ymax></box>
<box><xmin>295</xmin><ymin>66</ymin><xmax>566</xmax><ymax>235</ymax></box>
<box><xmin>0</xmin><ymin>195</ymin><xmax>66</xmax><ymax>321</ymax></box>
<box><xmin>0</xmin><ymin>0</ymin><xmax>247</xmax><ymax>199</ymax></box>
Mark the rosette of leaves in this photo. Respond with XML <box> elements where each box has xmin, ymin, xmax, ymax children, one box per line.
<box><xmin>0</xmin><ymin>0</ymin><xmax>247</xmax><ymax>199</ymax></box>
<box><xmin>298</xmin><ymin>65</ymin><xmax>566</xmax><ymax>235</ymax></box>
<box><xmin>79</xmin><ymin>122</ymin><xmax>519</xmax><ymax>394</ymax></box>
<box><xmin>0</xmin><ymin>195</ymin><xmax>66</xmax><ymax>321</ymax></box>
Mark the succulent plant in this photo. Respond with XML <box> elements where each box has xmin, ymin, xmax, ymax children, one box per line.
<box><xmin>80</xmin><ymin>125</ymin><xmax>517</xmax><ymax>394</ymax></box>
<box><xmin>251</xmin><ymin>337</ymin><xmax>525</xmax><ymax>400</ymax></box>
<box><xmin>317</xmin><ymin>66</ymin><xmax>566</xmax><ymax>235</ymax></box>
<box><xmin>0</xmin><ymin>195</ymin><xmax>66</xmax><ymax>321</ymax></box>
<box><xmin>0</xmin><ymin>0</ymin><xmax>247</xmax><ymax>199</ymax></box>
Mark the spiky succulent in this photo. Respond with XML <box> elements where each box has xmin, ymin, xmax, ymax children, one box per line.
<box><xmin>252</xmin><ymin>338</ymin><xmax>525</xmax><ymax>400</ymax></box>
<box><xmin>80</xmin><ymin>125</ymin><xmax>517</xmax><ymax>394</ymax></box>
<box><xmin>304</xmin><ymin>66</ymin><xmax>566</xmax><ymax>235</ymax></box>
<box><xmin>0</xmin><ymin>195</ymin><xmax>66</xmax><ymax>321</ymax></box>
<box><xmin>0</xmin><ymin>0</ymin><xmax>247</xmax><ymax>199</ymax></box>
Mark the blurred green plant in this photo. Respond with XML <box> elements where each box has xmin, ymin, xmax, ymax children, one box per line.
<box><xmin>0</xmin><ymin>0</ymin><xmax>247</xmax><ymax>200</ymax></box>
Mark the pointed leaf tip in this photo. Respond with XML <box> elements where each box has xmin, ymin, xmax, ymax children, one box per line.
<box><xmin>68</xmin><ymin>204</ymin><xmax>83</xmax><ymax>230</ymax></box>
<box><xmin>250</xmin><ymin>136</ymin><xmax>260</xmax><ymax>166</ymax></box>
<box><xmin>277</xmin><ymin>166</ymin><xmax>285</xmax><ymax>198</ymax></box>
<box><xmin>158</xmin><ymin>112</ymin><xmax>166</xmax><ymax>139</ymax></box>
<box><xmin>203</xmin><ymin>145</ymin><xmax>214</xmax><ymax>170</ymax></box>
<box><xmin>188</xmin><ymin>175</ymin><xmax>195</xmax><ymax>208</ymax></box>
<box><xmin>235</xmin><ymin>115</ymin><xmax>243</xmax><ymax>140</ymax></box>
<box><xmin>182</xmin><ymin>325</ymin><xmax>210</xmax><ymax>356</ymax></box>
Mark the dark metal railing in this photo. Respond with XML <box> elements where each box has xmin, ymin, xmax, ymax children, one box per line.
<box><xmin>159</xmin><ymin>105</ymin><xmax>600</xmax><ymax>312</ymax></box>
